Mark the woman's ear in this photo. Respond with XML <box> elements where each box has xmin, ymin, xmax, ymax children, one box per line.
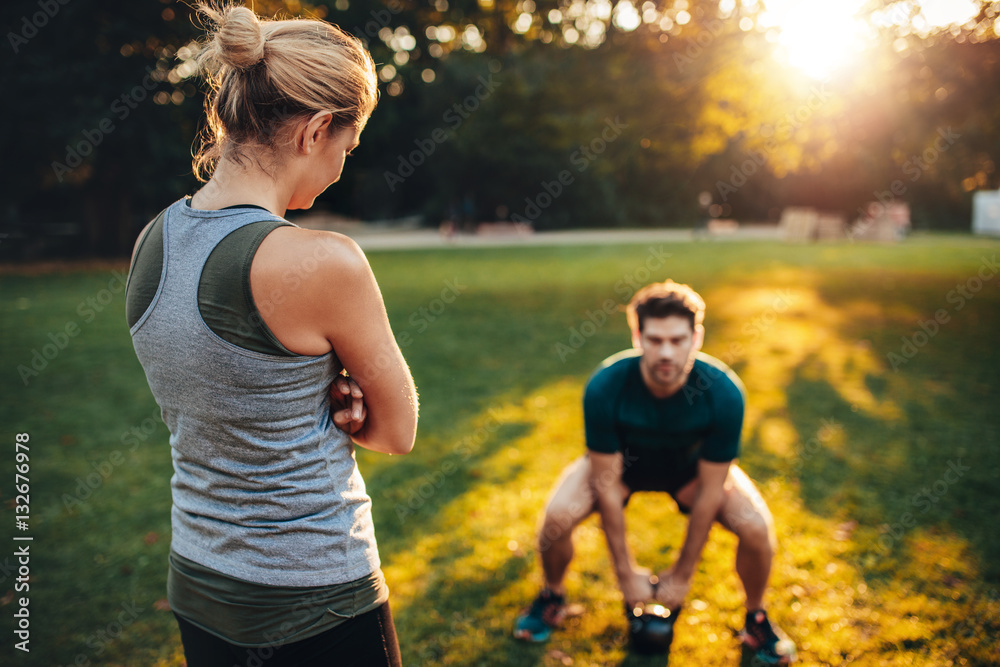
<box><xmin>295</xmin><ymin>111</ymin><xmax>334</xmax><ymax>154</ymax></box>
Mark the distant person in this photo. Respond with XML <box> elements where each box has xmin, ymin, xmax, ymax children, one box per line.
<box><xmin>126</xmin><ymin>5</ymin><xmax>417</xmax><ymax>666</ymax></box>
<box><xmin>513</xmin><ymin>280</ymin><xmax>795</xmax><ymax>664</ymax></box>
<box><xmin>694</xmin><ymin>190</ymin><xmax>712</xmax><ymax>239</ymax></box>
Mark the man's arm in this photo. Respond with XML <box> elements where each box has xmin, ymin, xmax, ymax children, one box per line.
<box><xmin>589</xmin><ymin>451</ymin><xmax>653</xmax><ymax>609</ymax></box>
<box><xmin>656</xmin><ymin>458</ymin><xmax>730</xmax><ymax>608</ymax></box>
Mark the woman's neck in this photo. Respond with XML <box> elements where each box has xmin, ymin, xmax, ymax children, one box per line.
<box><xmin>190</xmin><ymin>160</ymin><xmax>289</xmax><ymax>217</ymax></box>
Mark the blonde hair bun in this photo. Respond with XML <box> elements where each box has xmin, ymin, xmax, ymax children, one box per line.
<box><xmin>191</xmin><ymin>2</ymin><xmax>378</xmax><ymax>181</ymax></box>
<box><xmin>204</xmin><ymin>4</ymin><xmax>266</xmax><ymax>70</ymax></box>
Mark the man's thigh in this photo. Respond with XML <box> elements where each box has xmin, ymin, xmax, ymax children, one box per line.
<box><xmin>672</xmin><ymin>464</ymin><xmax>774</xmax><ymax>537</ymax></box>
<box><xmin>540</xmin><ymin>456</ymin><xmax>630</xmax><ymax>533</ymax></box>
<box><xmin>542</xmin><ymin>456</ymin><xmax>597</xmax><ymax>529</ymax></box>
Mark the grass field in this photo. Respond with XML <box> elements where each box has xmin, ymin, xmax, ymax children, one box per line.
<box><xmin>2</xmin><ymin>234</ymin><xmax>999</xmax><ymax>666</ymax></box>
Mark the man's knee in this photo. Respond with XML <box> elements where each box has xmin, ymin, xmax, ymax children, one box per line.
<box><xmin>540</xmin><ymin>494</ymin><xmax>593</xmax><ymax>541</ymax></box>
<box><xmin>538</xmin><ymin>508</ymin><xmax>575</xmax><ymax>545</ymax></box>
<box><xmin>734</xmin><ymin>512</ymin><xmax>776</xmax><ymax>553</ymax></box>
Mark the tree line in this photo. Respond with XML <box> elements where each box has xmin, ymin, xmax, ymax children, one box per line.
<box><xmin>2</xmin><ymin>0</ymin><xmax>998</xmax><ymax>257</ymax></box>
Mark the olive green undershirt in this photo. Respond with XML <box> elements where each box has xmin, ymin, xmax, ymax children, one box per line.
<box><xmin>168</xmin><ymin>551</ymin><xmax>388</xmax><ymax>647</ymax></box>
<box><xmin>126</xmin><ymin>201</ymin><xmax>295</xmax><ymax>356</ymax></box>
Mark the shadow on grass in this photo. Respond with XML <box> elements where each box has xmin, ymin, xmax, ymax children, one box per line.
<box><xmin>366</xmin><ymin>420</ymin><xmax>534</xmax><ymax>560</ymax></box>
<box><xmin>782</xmin><ymin>347</ymin><xmax>1000</xmax><ymax>587</ymax></box>
<box><xmin>616</xmin><ymin>646</ymin><xmax>674</xmax><ymax>666</ymax></box>
<box><xmin>706</xmin><ymin>265</ymin><xmax>1000</xmax><ymax>586</ymax></box>
<box><xmin>400</xmin><ymin>553</ymin><xmax>541</xmax><ymax>666</ymax></box>
<box><xmin>613</xmin><ymin>633</ymin><xmax>763</xmax><ymax>666</ymax></box>
<box><xmin>699</xmin><ymin>265</ymin><xmax>1000</xmax><ymax>662</ymax></box>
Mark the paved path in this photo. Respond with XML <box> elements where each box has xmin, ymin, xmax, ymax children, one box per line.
<box><xmin>322</xmin><ymin>225</ymin><xmax>782</xmax><ymax>251</ymax></box>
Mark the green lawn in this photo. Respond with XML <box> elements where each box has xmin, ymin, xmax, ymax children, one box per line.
<box><xmin>2</xmin><ymin>235</ymin><xmax>999</xmax><ymax>666</ymax></box>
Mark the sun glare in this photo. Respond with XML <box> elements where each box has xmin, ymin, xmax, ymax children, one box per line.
<box><xmin>761</xmin><ymin>0</ymin><xmax>985</xmax><ymax>79</ymax></box>
<box><xmin>915</xmin><ymin>0</ymin><xmax>980</xmax><ymax>32</ymax></box>
<box><xmin>761</xmin><ymin>0</ymin><xmax>869</xmax><ymax>79</ymax></box>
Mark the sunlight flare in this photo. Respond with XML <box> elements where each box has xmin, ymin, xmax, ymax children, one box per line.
<box><xmin>761</xmin><ymin>0</ymin><xmax>869</xmax><ymax>79</ymax></box>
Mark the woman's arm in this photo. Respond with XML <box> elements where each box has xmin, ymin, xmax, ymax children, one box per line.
<box><xmin>252</xmin><ymin>227</ymin><xmax>418</xmax><ymax>455</ymax></box>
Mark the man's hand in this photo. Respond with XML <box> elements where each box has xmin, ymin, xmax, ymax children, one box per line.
<box><xmin>330</xmin><ymin>374</ymin><xmax>367</xmax><ymax>435</ymax></box>
<box><xmin>653</xmin><ymin>564</ymin><xmax>692</xmax><ymax>609</ymax></box>
<box><xmin>620</xmin><ymin>566</ymin><xmax>656</xmax><ymax>610</ymax></box>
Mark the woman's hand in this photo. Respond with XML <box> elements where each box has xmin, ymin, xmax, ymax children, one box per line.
<box><xmin>330</xmin><ymin>375</ymin><xmax>367</xmax><ymax>435</ymax></box>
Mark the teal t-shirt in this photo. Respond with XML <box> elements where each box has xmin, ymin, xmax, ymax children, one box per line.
<box><xmin>583</xmin><ymin>349</ymin><xmax>746</xmax><ymax>492</ymax></box>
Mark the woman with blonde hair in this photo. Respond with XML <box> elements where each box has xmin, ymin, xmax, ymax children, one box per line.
<box><xmin>126</xmin><ymin>4</ymin><xmax>417</xmax><ymax>665</ymax></box>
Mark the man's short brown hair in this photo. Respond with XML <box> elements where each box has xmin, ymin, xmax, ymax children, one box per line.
<box><xmin>626</xmin><ymin>280</ymin><xmax>706</xmax><ymax>333</ymax></box>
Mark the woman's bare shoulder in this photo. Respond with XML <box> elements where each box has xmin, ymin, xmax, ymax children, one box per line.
<box><xmin>256</xmin><ymin>226</ymin><xmax>370</xmax><ymax>280</ymax></box>
<box><xmin>248</xmin><ymin>226</ymin><xmax>376</xmax><ymax>355</ymax></box>
<box><xmin>252</xmin><ymin>225</ymin><xmax>380</xmax><ymax>317</ymax></box>
<box><xmin>271</xmin><ymin>225</ymin><xmax>364</xmax><ymax>256</ymax></box>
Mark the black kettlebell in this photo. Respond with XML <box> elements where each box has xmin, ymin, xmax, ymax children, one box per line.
<box><xmin>628</xmin><ymin>602</ymin><xmax>679</xmax><ymax>655</ymax></box>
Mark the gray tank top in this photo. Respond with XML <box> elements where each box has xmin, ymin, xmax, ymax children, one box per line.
<box><xmin>129</xmin><ymin>197</ymin><xmax>380</xmax><ymax>587</ymax></box>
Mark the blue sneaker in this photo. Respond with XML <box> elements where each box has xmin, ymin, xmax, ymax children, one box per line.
<box><xmin>513</xmin><ymin>588</ymin><xmax>567</xmax><ymax>642</ymax></box>
<box><xmin>739</xmin><ymin>609</ymin><xmax>797</xmax><ymax>664</ymax></box>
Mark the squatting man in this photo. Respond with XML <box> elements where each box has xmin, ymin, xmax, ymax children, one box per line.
<box><xmin>514</xmin><ymin>280</ymin><xmax>796</xmax><ymax>664</ymax></box>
